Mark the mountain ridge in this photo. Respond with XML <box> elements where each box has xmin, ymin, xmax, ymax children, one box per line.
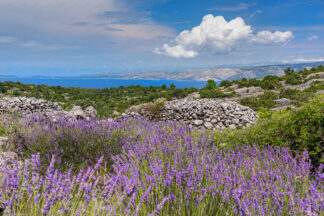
<box><xmin>83</xmin><ymin>61</ymin><xmax>324</xmax><ymax>81</ymax></box>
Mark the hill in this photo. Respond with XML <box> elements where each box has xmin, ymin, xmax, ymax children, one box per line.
<box><xmin>84</xmin><ymin>61</ymin><xmax>324</xmax><ymax>81</ymax></box>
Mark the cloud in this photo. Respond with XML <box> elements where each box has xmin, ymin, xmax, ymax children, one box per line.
<box><xmin>155</xmin><ymin>44</ymin><xmax>198</xmax><ymax>58</ymax></box>
<box><xmin>294</xmin><ymin>58</ymin><xmax>324</xmax><ymax>63</ymax></box>
<box><xmin>155</xmin><ymin>15</ymin><xmax>294</xmax><ymax>58</ymax></box>
<box><xmin>249</xmin><ymin>10</ymin><xmax>262</xmax><ymax>18</ymax></box>
<box><xmin>104</xmin><ymin>24</ymin><xmax>175</xmax><ymax>40</ymax></box>
<box><xmin>0</xmin><ymin>36</ymin><xmax>16</xmax><ymax>43</ymax></box>
<box><xmin>252</xmin><ymin>31</ymin><xmax>293</xmax><ymax>44</ymax></box>
<box><xmin>0</xmin><ymin>36</ymin><xmax>78</xmax><ymax>50</ymax></box>
<box><xmin>97</xmin><ymin>10</ymin><xmax>152</xmax><ymax>24</ymax></box>
<box><xmin>207</xmin><ymin>3</ymin><xmax>249</xmax><ymax>11</ymax></box>
<box><xmin>0</xmin><ymin>0</ymin><xmax>174</xmax><ymax>42</ymax></box>
<box><xmin>308</xmin><ymin>35</ymin><xmax>319</xmax><ymax>41</ymax></box>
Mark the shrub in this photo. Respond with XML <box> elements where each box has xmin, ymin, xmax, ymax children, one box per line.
<box><xmin>284</xmin><ymin>67</ymin><xmax>294</xmax><ymax>76</ymax></box>
<box><xmin>285</xmin><ymin>74</ymin><xmax>302</xmax><ymax>85</ymax></box>
<box><xmin>218</xmin><ymin>80</ymin><xmax>232</xmax><ymax>88</ymax></box>
<box><xmin>204</xmin><ymin>79</ymin><xmax>216</xmax><ymax>89</ymax></box>
<box><xmin>170</xmin><ymin>89</ymin><xmax>187</xmax><ymax>98</ymax></box>
<box><xmin>260</xmin><ymin>75</ymin><xmax>282</xmax><ymax>90</ymax></box>
<box><xmin>145</xmin><ymin>97</ymin><xmax>166</xmax><ymax>119</ymax></box>
<box><xmin>11</xmin><ymin>115</ymin><xmax>135</xmax><ymax>171</ymax></box>
<box><xmin>222</xmin><ymin>96</ymin><xmax>324</xmax><ymax>166</ymax></box>
<box><xmin>199</xmin><ymin>88</ymin><xmax>234</xmax><ymax>98</ymax></box>
<box><xmin>240</xmin><ymin>90</ymin><xmax>278</xmax><ymax>110</ymax></box>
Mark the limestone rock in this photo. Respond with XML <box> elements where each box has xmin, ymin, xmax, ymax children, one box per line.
<box><xmin>229</xmin><ymin>124</ymin><xmax>237</xmax><ymax>129</ymax></box>
<box><xmin>113</xmin><ymin>110</ymin><xmax>120</xmax><ymax>116</ymax></box>
<box><xmin>85</xmin><ymin>106</ymin><xmax>97</xmax><ymax>118</ymax></box>
<box><xmin>69</xmin><ymin>106</ymin><xmax>86</xmax><ymax>119</ymax></box>
<box><xmin>194</xmin><ymin>120</ymin><xmax>204</xmax><ymax>126</ymax></box>
<box><xmin>274</xmin><ymin>98</ymin><xmax>291</xmax><ymax>106</ymax></box>
<box><xmin>204</xmin><ymin>122</ymin><xmax>213</xmax><ymax>130</ymax></box>
<box><xmin>0</xmin><ymin>137</ymin><xmax>9</xmax><ymax>151</ymax></box>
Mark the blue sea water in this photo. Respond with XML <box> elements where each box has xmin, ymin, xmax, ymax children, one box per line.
<box><xmin>0</xmin><ymin>78</ymin><xmax>207</xmax><ymax>89</ymax></box>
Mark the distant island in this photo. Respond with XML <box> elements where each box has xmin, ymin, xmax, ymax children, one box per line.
<box><xmin>82</xmin><ymin>61</ymin><xmax>324</xmax><ymax>81</ymax></box>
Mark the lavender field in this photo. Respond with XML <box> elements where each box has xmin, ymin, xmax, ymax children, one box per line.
<box><xmin>0</xmin><ymin>115</ymin><xmax>323</xmax><ymax>215</ymax></box>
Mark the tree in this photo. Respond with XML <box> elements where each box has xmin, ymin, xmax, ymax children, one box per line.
<box><xmin>205</xmin><ymin>80</ymin><xmax>216</xmax><ymax>89</ymax></box>
<box><xmin>241</xmin><ymin>77</ymin><xmax>248</xmax><ymax>82</ymax></box>
<box><xmin>284</xmin><ymin>67</ymin><xmax>295</xmax><ymax>76</ymax></box>
<box><xmin>161</xmin><ymin>84</ymin><xmax>167</xmax><ymax>90</ymax></box>
<box><xmin>170</xmin><ymin>83</ymin><xmax>176</xmax><ymax>89</ymax></box>
<box><xmin>219</xmin><ymin>80</ymin><xmax>232</xmax><ymax>88</ymax></box>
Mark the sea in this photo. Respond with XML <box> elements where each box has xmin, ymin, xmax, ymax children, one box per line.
<box><xmin>0</xmin><ymin>77</ymin><xmax>207</xmax><ymax>89</ymax></box>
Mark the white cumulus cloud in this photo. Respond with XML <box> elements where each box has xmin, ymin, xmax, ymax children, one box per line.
<box><xmin>155</xmin><ymin>14</ymin><xmax>294</xmax><ymax>58</ymax></box>
<box><xmin>252</xmin><ymin>31</ymin><xmax>293</xmax><ymax>44</ymax></box>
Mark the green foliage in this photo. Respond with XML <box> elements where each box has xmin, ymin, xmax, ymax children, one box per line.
<box><xmin>298</xmin><ymin>65</ymin><xmax>324</xmax><ymax>77</ymax></box>
<box><xmin>216</xmin><ymin>96</ymin><xmax>324</xmax><ymax>166</ymax></box>
<box><xmin>240</xmin><ymin>90</ymin><xmax>279</xmax><ymax>111</ymax></box>
<box><xmin>238</xmin><ymin>78</ymin><xmax>262</xmax><ymax>88</ymax></box>
<box><xmin>199</xmin><ymin>88</ymin><xmax>234</xmax><ymax>98</ymax></box>
<box><xmin>161</xmin><ymin>84</ymin><xmax>167</xmax><ymax>90</ymax></box>
<box><xmin>284</xmin><ymin>67</ymin><xmax>294</xmax><ymax>76</ymax></box>
<box><xmin>218</xmin><ymin>80</ymin><xmax>232</xmax><ymax>88</ymax></box>
<box><xmin>145</xmin><ymin>98</ymin><xmax>167</xmax><ymax>119</ymax></box>
<box><xmin>284</xmin><ymin>69</ymin><xmax>302</xmax><ymax>85</ymax></box>
<box><xmin>260</xmin><ymin>75</ymin><xmax>282</xmax><ymax>90</ymax></box>
<box><xmin>279</xmin><ymin>82</ymin><xmax>324</xmax><ymax>106</ymax></box>
<box><xmin>285</xmin><ymin>75</ymin><xmax>302</xmax><ymax>85</ymax></box>
<box><xmin>170</xmin><ymin>89</ymin><xmax>187</xmax><ymax>98</ymax></box>
<box><xmin>200</xmin><ymin>79</ymin><xmax>234</xmax><ymax>98</ymax></box>
<box><xmin>205</xmin><ymin>79</ymin><xmax>216</xmax><ymax>89</ymax></box>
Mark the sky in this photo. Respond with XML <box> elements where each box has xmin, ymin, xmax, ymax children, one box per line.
<box><xmin>0</xmin><ymin>0</ymin><xmax>324</xmax><ymax>76</ymax></box>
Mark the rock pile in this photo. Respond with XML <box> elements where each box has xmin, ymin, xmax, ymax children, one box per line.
<box><xmin>274</xmin><ymin>98</ymin><xmax>291</xmax><ymax>106</ymax></box>
<box><xmin>224</xmin><ymin>86</ymin><xmax>264</xmax><ymax>101</ymax></box>
<box><xmin>0</xmin><ymin>97</ymin><xmax>62</xmax><ymax>115</ymax></box>
<box><xmin>270</xmin><ymin>98</ymin><xmax>295</xmax><ymax>111</ymax></box>
<box><xmin>126</xmin><ymin>98</ymin><xmax>258</xmax><ymax>130</ymax></box>
<box><xmin>0</xmin><ymin>97</ymin><xmax>97</xmax><ymax>119</ymax></box>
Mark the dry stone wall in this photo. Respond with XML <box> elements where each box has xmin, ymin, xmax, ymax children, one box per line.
<box><xmin>126</xmin><ymin>98</ymin><xmax>258</xmax><ymax>130</ymax></box>
<box><xmin>0</xmin><ymin>97</ymin><xmax>97</xmax><ymax>119</ymax></box>
<box><xmin>0</xmin><ymin>97</ymin><xmax>62</xmax><ymax>115</ymax></box>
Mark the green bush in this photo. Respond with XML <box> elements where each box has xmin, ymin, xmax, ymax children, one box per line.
<box><xmin>260</xmin><ymin>75</ymin><xmax>282</xmax><ymax>90</ymax></box>
<box><xmin>216</xmin><ymin>96</ymin><xmax>324</xmax><ymax>166</ymax></box>
<box><xmin>199</xmin><ymin>88</ymin><xmax>234</xmax><ymax>98</ymax></box>
<box><xmin>170</xmin><ymin>89</ymin><xmax>187</xmax><ymax>98</ymax></box>
<box><xmin>205</xmin><ymin>79</ymin><xmax>216</xmax><ymax>89</ymax></box>
<box><xmin>285</xmin><ymin>74</ymin><xmax>302</xmax><ymax>85</ymax></box>
<box><xmin>218</xmin><ymin>80</ymin><xmax>232</xmax><ymax>88</ymax></box>
<box><xmin>240</xmin><ymin>91</ymin><xmax>278</xmax><ymax>111</ymax></box>
<box><xmin>145</xmin><ymin>98</ymin><xmax>167</xmax><ymax>119</ymax></box>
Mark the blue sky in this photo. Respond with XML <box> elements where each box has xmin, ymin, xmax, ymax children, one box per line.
<box><xmin>0</xmin><ymin>0</ymin><xmax>323</xmax><ymax>76</ymax></box>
